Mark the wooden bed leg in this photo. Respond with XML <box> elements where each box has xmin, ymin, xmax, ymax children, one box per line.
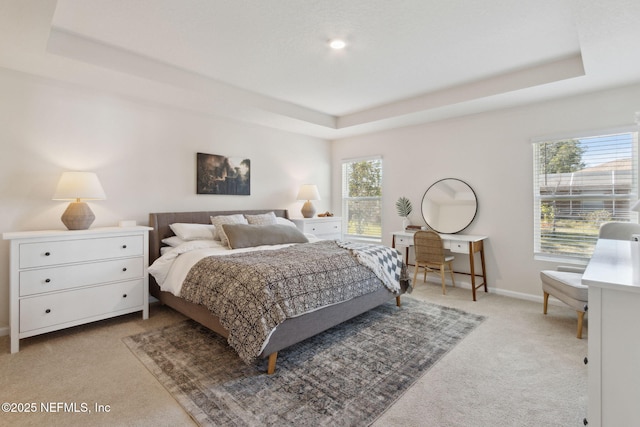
<box><xmin>267</xmin><ymin>352</ymin><xmax>278</xmax><ymax>375</ymax></box>
<box><xmin>396</xmin><ymin>296</ymin><xmax>401</xmax><ymax>307</ymax></box>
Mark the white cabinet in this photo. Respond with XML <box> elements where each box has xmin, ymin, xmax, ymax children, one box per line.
<box><xmin>3</xmin><ymin>226</ymin><xmax>152</xmax><ymax>353</ymax></box>
<box><xmin>291</xmin><ymin>217</ymin><xmax>342</xmax><ymax>240</ymax></box>
<box><xmin>582</xmin><ymin>239</ymin><xmax>640</xmax><ymax>426</ymax></box>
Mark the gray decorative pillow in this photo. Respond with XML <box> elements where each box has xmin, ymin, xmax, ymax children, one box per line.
<box><xmin>221</xmin><ymin>223</ymin><xmax>309</xmax><ymax>249</ymax></box>
<box><xmin>210</xmin><ymin>214</ymin><xmax>248</xmax><ymax>245</ymax></box>
<box><xmin>244</xmin><ymin>211</ymin><xmax>277</xmax><ymax>225</ymax></box>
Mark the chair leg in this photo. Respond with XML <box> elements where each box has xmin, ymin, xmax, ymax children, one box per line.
<box><xmin>448</xmin><ymin>261</ymin><xmax>456</xmax><ymax>287</ymax></box>
<box><xmin>576</xmin><ymin>311</ymin><xmax>585</xmax><ymax>339</ymax></box>
<box><xmin>413</xmin><ymin>263</ymin><xmax>419</xmax><ymax>284</ymax></box>
<box><xmin>440</xmin><ymin>265</ymin><xmax>446</xmax><ymax>294</ymax></box>
<box><xmin>543</xmin><ymin>292</ymin><xmax>549</xmax><ymax>314</ymax></box>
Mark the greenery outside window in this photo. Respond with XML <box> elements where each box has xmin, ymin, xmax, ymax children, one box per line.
<box><xmin>533</xmin><ymin>129</ymin><xmax>638</xmax><ymax>261</ymax></box>
<box><xmin>342</xmin><ymin>156</ymin><xmax>382</xmax><ymax>242</ymax></box>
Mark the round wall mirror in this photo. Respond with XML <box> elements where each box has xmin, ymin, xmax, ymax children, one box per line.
<box><xmin>421</xmin><ymin>178</ymin><xmax>478</xmax><ymax>234</ymax></box>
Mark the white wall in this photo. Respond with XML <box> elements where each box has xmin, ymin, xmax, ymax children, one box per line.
<box><xmin>332</xmin><ymin>83</ymin><xmax>640</xmax><ymax>300</ymax></box>
<box><xmin>3</xmin><ymin>64</ymin><xmax>639</xmax><ymax>331</ymax></box>
<box><xmin>0</xmin><ymin>68</ymin><xmax>331</xmax><ymax>330</ymax></box>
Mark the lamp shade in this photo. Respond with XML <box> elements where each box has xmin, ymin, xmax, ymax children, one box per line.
<box><xmin>296</xmin><ymin>184</ymin><xmax>320</xmax><ymax>201</ymax></box>
<box><xmin>53</xmin><ymin>172</ymin><xmax>106</xmax><ymax>201</ymax></box>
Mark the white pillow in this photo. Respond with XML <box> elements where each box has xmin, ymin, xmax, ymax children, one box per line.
<box><xmin>276</xmin><ymin>217</ymin><xmax>298</xmax><ymax>228</ymax></box>
<box><xmin>162</xmin><ymin>236</ymin><xmax>186</xmax><ymax>247</ymax></box>
<box><xmin>169</xmin><ymin>223</ymin><xmax>216</xmax><ymax>241</ymax></box>
<box><xmin>244</xmin><ymin>211</ymin><xmax>277</xmax><ymax>225</ymax></box>
<box><xmin>210</xmin><ymin>214</ymin><xmax>248</xmax><ymax>245</ymax></box>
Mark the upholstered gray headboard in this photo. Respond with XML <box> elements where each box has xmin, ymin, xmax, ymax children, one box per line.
<box><xmin>148</xmin><ymin>209</ymin><xmax>289</xmax><ymax>264</ymax></box>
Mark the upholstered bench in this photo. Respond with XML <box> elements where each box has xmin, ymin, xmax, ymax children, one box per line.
<box><xmin>540</xmin><ymin>222</ymin><xmax>640</xmax><ymax>339</ymax></box>
<box><xmin>540</xmin><ymin>269</ymin><xmax>588</xmax><ymax>339</ymax></box>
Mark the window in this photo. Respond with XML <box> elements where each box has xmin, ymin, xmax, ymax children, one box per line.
<box><xmin>341</xmin><ymin>157</ymin><xmax>382</xmax><ymax>242</ymax></box>
<box><xmin>533</xmin><ymin>130</ymin><xmax>638</xmax><ymax>260</ymax></box>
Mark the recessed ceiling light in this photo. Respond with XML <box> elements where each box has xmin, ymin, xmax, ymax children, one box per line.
<box><xmin>329</xmin><ymin>39</ymin><xmax>346</xmax><ymax>50</ymax></box>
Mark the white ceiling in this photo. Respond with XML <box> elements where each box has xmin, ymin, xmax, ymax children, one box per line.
<box><xmin>1</xmin><ymin>0</ymin><xmax>640</xmax><ymax>139</ymax></box>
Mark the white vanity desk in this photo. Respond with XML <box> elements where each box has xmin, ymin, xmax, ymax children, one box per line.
<box><xmin>582</xmin><ymin>238</ymin><xmax>640</xmax><ymax>427</ymax></box>
<box><xmin>392</xmin><ymin>231</ymin><xmax>488</xmax><ymax>301</ymax></box>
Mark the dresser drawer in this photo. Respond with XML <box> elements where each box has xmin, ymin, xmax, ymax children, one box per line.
<box><xmin>306</xmin><ymin>221</ymin><xmax>341</xmax><ymax>236</ymax></box>
<box><xmin>20</xmin><ymin>257</ymin><xmax>144</xmax><ymax>297</ymax></box>
<box><xmin>20</xmin><ymin>279</ymin><xmax>144</xmax><ymax>333</ymax></box>
<box><xmin>19</xmin><ymin>235</ymin><xmax>144</xmax><ymax>268</ymax></box>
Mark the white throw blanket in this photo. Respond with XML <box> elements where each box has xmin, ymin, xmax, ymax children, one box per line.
<box><xmin>337</xmin><ymin>241</ymin><xmax>411</xmax><ymax>293</ymax></box>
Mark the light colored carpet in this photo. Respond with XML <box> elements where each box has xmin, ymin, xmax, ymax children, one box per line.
<box><xmin>0</xmin><ymin>277</ymin><xmax>588</xmax><ymax>426</ymax></box>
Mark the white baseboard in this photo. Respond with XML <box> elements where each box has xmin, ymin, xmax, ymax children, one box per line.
<box><xmin>487</xmin><ymin>285</ymin><xmax>570</xmax><ymax>307</ymax></box>
<box><xmin>422</xmin><ymin>274</ymin><xmax>565</xmax><ymax>307</ymax></box>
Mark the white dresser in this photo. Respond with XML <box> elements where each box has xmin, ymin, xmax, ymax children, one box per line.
<box><xmin>582</xmin><ymin>238</ymin><xmax>640</xmax><ymax>426</ymax></box>
<box><xmin>3</xmin><ymin>226</ymin><xmax>152</xmax><ymax>353</ymax></box>
<box><xmin>291</xmin><ymin>217</ymin><xmax>342</xmax><ymax>240</ymax></box>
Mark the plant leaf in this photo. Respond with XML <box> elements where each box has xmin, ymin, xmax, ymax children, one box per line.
<box><xmin>396</xmin><ymin>197</ymin><xmax>413</xmax><ymax>217</ymax></box>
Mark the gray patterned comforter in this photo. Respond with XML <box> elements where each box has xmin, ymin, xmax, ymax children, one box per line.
<box><xmin>180</xmin><ymin>240</ymin><xmax>408</xmax><ymax>364</ymax></box>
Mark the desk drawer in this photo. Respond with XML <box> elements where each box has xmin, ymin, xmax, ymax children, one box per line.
<box><xmin>20</xmin><ymin>257</ymin><xmax>144</xmax><ymax>296</ymax></box>
<box><xmin>20</xmin><ymin>279</ymin><xmax>144</xmax><ymax>332</ymax></box>
<box><xmin>448</xmin><ymin>241</ymin><xmax>470</xmax><ymax>254</ymax></box>
<box><xmin>395</xmin><ymin>236</ymin><xmax>412</xmax><ymax>246</ymax></box>
<box><xmin>19</xmin><ymin>235</ymin><xmax>144</xmax><ymax>268</ymax></box>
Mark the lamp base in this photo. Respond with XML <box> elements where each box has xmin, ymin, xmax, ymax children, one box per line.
<box><xmin>61</xmin><ymin>202</ymin><xmax>95</xmax><ymax>230</ymax></box>
<box><xmin>301</xmin><ymin>201</ymin><xmax>316</xmax><ymax>218</ymax></box>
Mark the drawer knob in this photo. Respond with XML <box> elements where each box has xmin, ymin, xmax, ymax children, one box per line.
<box><xmin>584</xmin><ymin>357</ymin><xmax>588</xmax><ymax>365</ymax></box>
<box><xmin>45</xmin><ymin>309</ymin><xmax>51</xmax><ymax>314</ymax></box>
<box><xmin>44</xmin><ymin>252</ymin><xmax>51</xmax><ymax>256</ymax></box>
<box><xmin>45</xmin><ymin>278</ymin><xmax>51</xmax><ymax>283</ymax></box>
<box><xmin>122</xmin><ymin>267</ymin><xmax>127</xmax><ymax>272</ymax></box>
<box><xmin>122</xmin><ymin>294</ymin><xmax>127</xmax><ymax>298</ymax></box>
<box><xmin>122</xmin><ymin>245</ymin><xmax>127</xmax><ymax>249</ymax></box>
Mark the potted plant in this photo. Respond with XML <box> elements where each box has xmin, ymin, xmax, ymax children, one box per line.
<box><xmin>396</xmin><ymin>196</ymin><xmax>413</xmax><ymax>230</ymax></box>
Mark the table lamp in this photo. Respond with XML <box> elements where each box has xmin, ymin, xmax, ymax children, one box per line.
<box><xmin>53</xmin><ymin>171</ymin><xmax>107</xmax><ymax>230</ymax></box>
<box><xmin>297</xmin><ymin>184</ymin><xmax>320</xmax><ymax>218</ymax></box>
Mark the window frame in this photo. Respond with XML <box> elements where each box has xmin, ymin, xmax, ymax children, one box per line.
<box><xmin>341</xmin><ymin>156</ymin><xmax>383</xmax><ymax>243</ymax></box>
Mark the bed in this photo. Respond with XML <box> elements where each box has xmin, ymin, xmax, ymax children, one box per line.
<box><xmin>148</xmin><ymin>209</ymin><xmax>410</xmax><ymax>374</ymax></box>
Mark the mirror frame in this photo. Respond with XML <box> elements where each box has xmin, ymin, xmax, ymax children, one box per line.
<box><xmin>421</xmin><ymin>178</ymin><xmax>478</xmax><ymax>234</ymax></box>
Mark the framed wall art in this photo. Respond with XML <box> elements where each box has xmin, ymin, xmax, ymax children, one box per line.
<box><xmin>196</xmin><ymin>152</ymin><xmax>250</xmax><ymax>195</ymax></box>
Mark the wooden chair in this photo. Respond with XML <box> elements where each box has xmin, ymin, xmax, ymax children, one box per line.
<box><xmin>413</xmin><ymin>230</ymin><xmax>456</xmax><ymax>294</ymax></box>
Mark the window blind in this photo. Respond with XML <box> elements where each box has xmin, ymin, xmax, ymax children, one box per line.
<box><xmin>533</xmin><ymin>131</ymin><xmax>638</xmax><ymax>260</ymax></box>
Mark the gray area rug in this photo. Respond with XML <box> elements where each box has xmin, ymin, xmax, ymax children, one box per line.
<box><xmin>123</xmin><ymin>298</ymin><xmax>485</xmax><ymax>426</ymax></box>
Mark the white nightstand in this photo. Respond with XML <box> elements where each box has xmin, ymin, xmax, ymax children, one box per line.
<box><xmin>3</xmin><ymin>226</ymin><xmax>152</xmax><ymax>353</ymax></box>
<box><xmin>291</xmin><ymin>217</ymin><xmax>342</xmax><ymax>240</ymax></box>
